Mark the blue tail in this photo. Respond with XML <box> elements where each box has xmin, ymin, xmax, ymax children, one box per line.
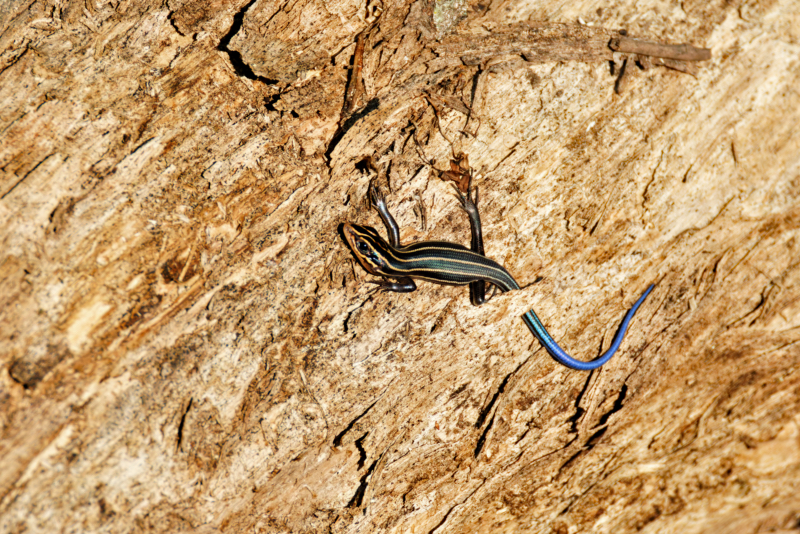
<box><xmin>523</xmin><ymin>284</ymin><xmax>655</xmax><ymax>371</ymax></box>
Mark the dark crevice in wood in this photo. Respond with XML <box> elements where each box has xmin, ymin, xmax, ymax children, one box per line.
<box><xmin>176</xmin><ymin>398</ymin><xmax>193</xmax><ymax>452</ymax></box>
<box><xmin>449</xmin><ymin>382</ymin><xmax>469</xmax><ymax>400</ymax></box>
<box><xmin>333</xmin><ymin>395</ymin><xmax>381</xmax><ymax>447</ymax></box>
<box><xmin>7</xmin><ymin>362</ymin><xmax>29</xmax><ymax>389</ymax></box>
<box><xmin>347</xmin><ymin>459</ymin><xmax>378</xmax><ymax>508</ymax></box>
<box><xmin>425</xmin><ymin>479</ymin><xmax>488</xmax><ymax>534</ymax></box>
<box><xmin>325</xmin><ymin>97</ymin><xmax>381</xmax><ymax>159</ymax></box>
<box><xmin>354</xmin><ymin>433</ymin><xmax>369</xmax><ymax>469</ymax></box>
<box><xmin>596</xmin><ymin>384</ymin><xmax>628</xmax><ymax>428</ymax></box>
<box><xmin>474</xmin><ymin>353</ymin><xmax>533</xmax><ymax>450</ymax></box>
<box><xmin>218</xmin><ymin>0</ymin><xmax>279</xmax><ymax>83</ymax></box>
<box><xmin>342</xmin><ymin>298</ymin><xmax>370</xmax><ymax>334</ymax></box>
<box><xmin>1</xmin><ymin>152</ymin><xmax>56</xmax><ymax>200</ymax></box>
<box><xmin>568</xmin><ymin>373</ymin><xmax>593</xmax><ymax>434</ymax></box>
<box><xmin>584</xmin><ymin>426</ymin><xmax>607</xmax><ymax>449</ymax></box>
<box><xmin>263</xmin><ymin>93</ymin><xmax>280</xmax><ymax>111</ymax></box>
<box><xmin>474</xmin><ymin>413</ymin><xmax>494</xmax><ymax>458</ymax></box>
<box><xmin>557</xmin><ymin>447</ymin><xmax>584</xmax><ymax>478</ymax></box>
<box><xmin>614</xmin><ymin>57</ymin><xmax>629</xmax><ymax>94</ymax></box>
<box><xmin>166</xmin><ymin>10</ymin><xmax>187</xmax><ymax>37</ymax></box>
<box><xmin>473</xmin><ymin>354</ymin><xmax>534</xmax><ymax>456</ymax></box>
<box><xmin>475</xmin><ymin>371</ymin><xmax>512</xmax><ymax>429</ymax></box>
<box><xmin>519</xmin><ymin>276</ymin><xmax>544</xmax><ymax>290</ymax></box>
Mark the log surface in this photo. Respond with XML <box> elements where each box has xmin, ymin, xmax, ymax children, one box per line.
<box><xmin>1</xmin><ymin>0</ymin><xmax>799</xmax><ymax>533</ymax></box>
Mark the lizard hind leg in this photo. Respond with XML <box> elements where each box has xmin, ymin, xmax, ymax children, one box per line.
<box><xmin>445</xmin><ymin>171</ymin><xmax>493</xmax><ymax>306</ymax></box>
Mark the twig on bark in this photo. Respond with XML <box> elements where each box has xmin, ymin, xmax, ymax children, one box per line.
<box><xmin>609</xmin><ymin>36</ymin><xmax>711</xmax><ymax>62</ymax></box>
<box><xmin>343</xmin><ymin>30</ymin><xmax>368</xmax><ymax>116</ymax></box>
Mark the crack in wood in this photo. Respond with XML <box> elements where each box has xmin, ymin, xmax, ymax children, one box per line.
<box><xmin>568</xmin><ymin>372</ymin><xmax>593</xmax><ymax>435</ymax></box>
<box><xmin>354</xmin><ymin>433</ymin><xmax>369</xmax><ymax>470</ymax></box>
<box><xmin>332</xmin><ymin>395</ymin><xmax>382</xmax><ymax>447</ymax></box>
<box><xmin>217</xmin><ymin>0</ymin><xmax>278</xmax><ymax>83</ymax></box>
<box><xmin>473</xmin><ymin>413</ymin><xmax>494</xmax><ymax>458</ymax></box>
<box><xmin>426</xmin><ymin>478</ymin><xmax>487</xmax><ymax>534</ymax></box>
<box><xmin>1</xmin><ymin>152</ymin><xmax>57</xmax><ymax>200</ymax></box>
<box><xmin>595</xmin><ymin>384</ymin><xmax>628</xmax><ymax>429</ymax></box>
<box><xmin>347</xmin><ymin>458</ymin><xmax>378</xmax><ymax>508</ymax></box>
<box><xmin>176</xmin><ymin>397</ymin><xmax>193</xmax><ymax>452</ymax></box>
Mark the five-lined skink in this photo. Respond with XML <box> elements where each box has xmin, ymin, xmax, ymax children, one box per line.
<box><xmin>342</xmin><ymin>181</ymin><xmax>653</xmax><ymax>371</ymax></box>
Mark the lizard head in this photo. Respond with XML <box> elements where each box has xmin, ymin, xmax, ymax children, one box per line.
<box><xmin>342</xmin><ymin>223</ymin><xmax>393</xmax><ymax>276</ymax></box>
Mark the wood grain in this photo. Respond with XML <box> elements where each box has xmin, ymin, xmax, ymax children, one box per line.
<box><xmin>1</xmin><ymin>0</ymin><xmax>799</xmax><ymax>533</ymax></box>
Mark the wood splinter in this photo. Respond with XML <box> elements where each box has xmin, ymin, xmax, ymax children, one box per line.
<box><xmin>610</xmin><ymin>37</ymin><xmax>710</xmax><ymax>91</ymax></box>
<box><xmin>609</xmin><ymin>36</ymin><xmax>711</xmax><ymax>62</ymax></box>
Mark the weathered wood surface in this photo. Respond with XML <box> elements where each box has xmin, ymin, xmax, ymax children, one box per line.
<box><xmin>1</xmin><ymin>0</ymin><xmax>799</xmax><ymax>532</ymax></box>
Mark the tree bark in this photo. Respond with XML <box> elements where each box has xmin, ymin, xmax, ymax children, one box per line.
<box><xmin>1</xmin><ymin>0</ymin><xmax>799</xmax><ymax>533</ymax></box>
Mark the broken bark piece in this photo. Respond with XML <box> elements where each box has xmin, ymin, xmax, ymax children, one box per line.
<box><xmin>431</xmin><ymin>23</ymin><xmax>710</xmax><ymax>77</ymax></box>
<box><xmin>426</xmin><ymin>91</ymin><xmax>471</xmax><ymax>116</ymax></box>
<box><xmin>609</xmin><ymin>36</ymin><xmax>711</xmax><ymax>62</ymax></box>
<box><xmin>342</xmin><ymin>30</ymin><xmax>368</xmax><ymax>116</ymax></box>
<box><xmin>434</xmin><ymin>23</ymin><xmax>615</xmax><ymax>66</ymax></box>
<box><xmin>614</xmin><ymin>57</ymin><xmax>631</xmax><ymax>94</ymax></box>
<box><xmin>652</xmin><ymin>56</ymin><xmax>700</xmax><ymax>77</ymax></box>
<box><xmin>440</xmin><ymin>153</ymin><xmax>472</xmax><ymax>193</ymax></box>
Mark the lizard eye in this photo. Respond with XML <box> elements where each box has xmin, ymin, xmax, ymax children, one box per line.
<box><xmin>357</xmin><ymin>241</ymin><xmax>370</xmax><ymax>254</ymax></box>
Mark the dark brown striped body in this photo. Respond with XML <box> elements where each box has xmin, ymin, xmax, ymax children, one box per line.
<box><xmin>343</xmin><ymin>223</ymin><xmax>520</xmax><ymax>290</ymax></box>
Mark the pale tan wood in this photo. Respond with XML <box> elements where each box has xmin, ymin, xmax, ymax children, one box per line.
<box><xmin>1</xmin><ymin>0</ymin><xmax>799</xmax><ymax>533</ymax></box>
